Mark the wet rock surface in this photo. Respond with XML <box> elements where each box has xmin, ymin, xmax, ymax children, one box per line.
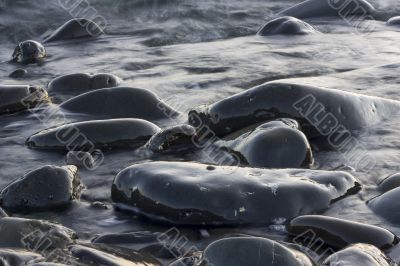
<box><xmin>387</xmin><ymin>16</ymin><xmax>400</xmax><ymax>26</ymax></box>
<box><xmin>47</xmin><ymin>73</ymin><xmax>121</xmax><ymax>96</ymax></box>
<box><xmin>60</xmin><ymin>87</ymin><xmax>180</xmax><ymax>121</ymax></box>
<box><xmin>9</xmin><ymin>68</ymin><xmax>28</xmax><ymax>79</ymax></box>
<box><xmin>189</xmin><ymin>82</ymin><xmax>400</xmax><ymax>140</ymax></box>
<box><xmin>322</xmin><ymin>243</ymin><xmax>391</xmax><ymax>266</ymax></box>
<box><xmin>112</xmin><ymin>161</ymin><xmax>360</xmax><ymax>225</ymax></box>
<box><xmin>44</xmin><ymin>19</ymin><xmax>104</xmax><ymax>43</ymax></box>
<box><xmin>26</xmin><ymin>118</ymin><xmax>161</xmax><ymax>151</ymax></box>
<box><xmin>223</xmin><ymin>120</ymin><xmax>313</xmax><ymax>168</ymax></box>
<box><xmin>11</xmin><ymin>40</ymin><xmax>46</xmax><ymax>64</ymax></box>
<box><xmin>70</xmin><ymin>245</ymin><xmax>161</xmax><ymax>266</ymax></box>
<box><xmin>144</xmin><ymin>124</ymin><xmax>196</xmax><ymax>152</ymax></box>
<box><xmin>0</xmin><ymin>217</ymin><xmax>76</xmax><ymax>250</ymax></box>
<box><xmin>288</xmin><ymin>215</ymin><xmax>398</xmax><ymax>250</ymax></box>
<box><xmin>368</xmin><ymin>187</ymin><xmax>400</xmax><ymax>224</ymax></box>
<box><xmin>0</xmin><ymin>85</ymin><xmax>49</xmax><ymax>115</ymax></box>
<box><xmin>258</xmin><ymin>16</ymin><xmax>317</xmax><ymax>35</ymax></box>
<box><xmin>378</xmin><ymin>173</ymin><xmax>400</xmax><ymax>193</ymax></box>
<box><xmin>278</xmin><ymin>0</ymin><xmax>375</xmax><ymax>19</ymax></box>
<box><xmin>200</xmin><ymin>237</ymin><xmax>314</xmax><ymax>266</ymax></box>
<box><xmin>0</xmin><ymin>165</ymin><xmax>82</xmax><ymax>212</ymax></box>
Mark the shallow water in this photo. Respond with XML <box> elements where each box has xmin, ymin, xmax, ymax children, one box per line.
<box><xmin>2</xmin><ymin>0</ymin><xmax>400</xmax><ymax>264</ymax></box>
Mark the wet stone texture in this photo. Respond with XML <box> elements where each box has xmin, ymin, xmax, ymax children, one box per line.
<box><xmin>111</xmin><ymin>161</ymin><xmax>360</xmax><ymax>225</ymax></box>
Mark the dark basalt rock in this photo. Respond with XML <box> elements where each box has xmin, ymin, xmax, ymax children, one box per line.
<box><xmin>26</xmin><ymin>118</ymin><xmax>161</xmax><ymax>151</ymax></box>
<box><xmin>70</xmin><ymin>245</ymin><xmax>161</xmax><ymax>266</ymax></box>
<box><xmin>322</xmin><ymin>243</ymin><xmax>391</xmax><ymax>266</ymax></box>
<box><xmin>200</xmin><ymin>237</ymin><xmax>313</xmax><ymax>266</ymax></box>
<box><xmin>278</xmin><ymin>0</ymin><xmax>375</xmax><ymax>19</ymax></box>
<box><xmin>60</xmin><ymin>87</ymin><xmax>180</xmax><ymax>121</ymax></box>
<box><xmin>144</xmin><ymin>124</ymin><xmax>196</xmax><ymax>152</ymax></box>
<box><xmin>0</xmin><ymin>165</ymin><xmax>82</xmax><ymax>212</ymax></box>
<box><xmin>44</xmin><ymin>19</ymin><xmax>104</xmax><ymax>43</ymax></box>
<box><xmin>224</xmin><ymin>120</ymin><xmax>313</xmax><ymax>168</ymax></box>
<box><xmin>387</xmin><ymin>16</ymin><xmax>400</xmax><ymax>26</ymax></box>
<box><xmin>188</xmin><ymin>82</ymin><xmax>400</xmax><ymax>140</ymax></box>
<box><xmin>9</xmin><ymin>68</ymin><xmax>28</xmax><ymax>79</ymax></box>
<box><xmin>11</xmin><ymin>40</ymin><xmax>46</xmax><ymax>64</ymax></box>
<box><xmin>288</xmin><ymin>215</ymin><xmax>398</xmax><ymax>250</ymax></box>
<box><xmin>47</xmin><ymin>73</ymin><xmax>121</xmax><ymax>95</ymax></box>
<box><xmin>0</xmin><ymin>217</ymin><xmax>76</xmax><ymax>250</ymax></box>
<box><xmin>111</xmin><ymin>161</ymin><xmax>360</xmax><ymax>225</ymax></box>
<box><xmin>368</xmin><ymin>187</ymin><xmax>400</xmax><ymax>224</ymax></box>
<box><xmin>258</xmin><ymin>16</ymin><xmax>317</xmax><ymax>35</ymax></box>
<box><xmin>0</xmin><ymin>85</ymin><xmax>49</xmax><ymax>115</ymax></box>
<box><xmin>378</xmin><ymin>173</ymin><xmax>400</xmax><ymax>193</ymax></box>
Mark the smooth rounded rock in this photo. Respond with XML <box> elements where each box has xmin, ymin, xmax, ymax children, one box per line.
<box><xmin>0</xmin><ymin>217</ymin><xmax>76</xmax><ymax>250</ymax></box>
<box><xmin>201</xmin><ymin>237</ymin><xmax>313</xmax><ymax>266</ymax></box>
<box><xmin>378</xmin><ymin>173</ymin><xmax>400</xmax><ymax>193</ymax></box>
<box><xmin>278</xmin><ymin>0</ymin><xmax>375</xmax><ymax>19</ymax></box>
<box><xmin>44</xmin><ymin>19</ymin><xmax>104</xmax><ymax>43</ymax></box>
<box><xmin>111</xmin><ymin>161</ymin><xmax>360</xmax><ymax>225</ymax></box>
<box><xmin>0</xmin><ymin>165</ymin><xmax>82</xmax><ymax>211</ymax></box>
<box><xmin>0</xmin><ymin>85</ymin><xmax>49</xmax><ymax>115</ymax></box>
<box><xmin>60</xmin><ymin>87</ymin><xmax>180</xmax><ymax>121</ymax></box>
<box><xmin>188</xmin><ymin>82</ymin><xmax>400</xmax><ymax>139</ymax></box>
<box><xmin>224</xmin><ymin>120</ymin><xmax>313</xmax><ymax>168</ymax></box>
<box><xmin>47</xmin><ymin>73</ymin><xmax>121</xmax><ymax>95</ymax></box>
<box><xmin>9</xmin><ymin>69</ymin><xmax>28</xmax><ymax>79</ymax></box>
<box><xmin>322</xmin><ymin>243</ymin><xmax>391</xmax><ymax>266</ymax></box>
<box><xmin>387</xmin><ymin>16</ymin><xmax>400</xmax><ymax>26</ymax></box>
<box><xmin>144</xmin><ymin>124</ymin><xmax>196</xmax><ymax>152</ymax></box>
<box><xmin>368</xmin><ymin>187</ymin><xmax>400</xmax><ymax>224</ymax></box>
<box><xmin>258</xmin><ymin>16</ymin><xmax>318</xmax><ymax>35</ymax></box>
<box><xmin>11</xmin><ymin>40</ymin><xmax>46</xmax><ymax>64</ymax></box>
<box><xmin>288</xmin><ymin>215</ymin><xmax>398</xmax><ymax>250</ymax></box>
<box><xmin>26</xmin><ymin>118</ymin><xmax>161</xmax><ymax>151</ymax></box>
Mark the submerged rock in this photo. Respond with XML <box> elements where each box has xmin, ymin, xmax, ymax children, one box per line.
<box><xmin>66</xmin><ymin>150</ymin><xmax>103</xmax><ymax>169</ymax></box>
<box><xmin>144</xmin><ymin>124</ymin><xmax>196</xmax><ymax>152</ymax></box>
<box><xmin>44</xmin><ymin>18</ymin><xmax>104</xmax><ymax>43</ymax></box>
<box><xmin>47</xmin><ymin>73</ymin><xmax>121</xmax><ymax>95</ymax></box>
<box><xmin>93</xmin><ymin>231</ymin><xmax>185</xmax><ymax>259</ymax></box>
<box><xmin>288</xmin><ymin>215</ymin><xmax>398</xmax><ymax>250</ymax></box>
<box><xmin>189</xmin><ymin>82</ymin><xmax>400</xmax><ymax>140</ymax></box>
<box><xmin>201</xmin><ymin>237</ymin><xmax>313</xmax><ymax>266</ymax></box>
<box><xmin>278</xmin><ymin>0</ymin><xmax>375</xmax><ymax>19</ymax></box>
<box><xmin>322</xmin><ymin>243</ymin><xmax>391</xmax><ymax>266</ymax></box>
<box><xmin>0</xmin><ymin>165</ymin><xmax>82</xmax><ymax>211</ymax></box>
<box><xmin>368</xmin><ymin>187</ymin><xmax>400</xmax><ymax>224</ymax></box>
<box><xmin>258</xmin><ymin>16</ymin><xmax>317</xmax><ymax>35</ymax></box>
<box><xmin>111</xmin><ymin>161</ymin><xmax>360</xmax><ymax>225</ymax></box>
<box><xmin>9</xmin><ymin>68</ymin><xmax>28</xmax><ymax>79</ymax></box>
<box><xmin>60</xmin><ymin>87</ymin><xmax>180</xmax><ymax>121</ymax></box>
<box><xmin>387</xmin><ymin>16</ymin><xmax>400</xmax><ymax>26</ymax></box>
<box><xmin>0</xmin><ymin>217</ymin><xmax>76</xmax><ymax>250</ymax></box>
<box><xmin>11</xmin><ymin>40</ymin><xmax>46</xmax><ymax>64</ymax></box>
<box><xmin>0</xmin><ymin>85</ymin><xmax>49</xmax><ymax>115</ymax></box>
<box><xmin>378</xmin><ymin>173</ymin><xmax>400</xmax><ymax>193</ymax></box>
<box><xmin>70</xmin><ymin>245</ymin><xmax>161</xmax><ymax>266</ymax></box>
<box><xmin>224</xmin><ymin>120</ymin><xmax>313</xmax><ymax>168</ymax></box>
<box><xmin>26</xmin><ymin>119</ymin><xmax>161</xmax><ymax>150</ymax></box>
